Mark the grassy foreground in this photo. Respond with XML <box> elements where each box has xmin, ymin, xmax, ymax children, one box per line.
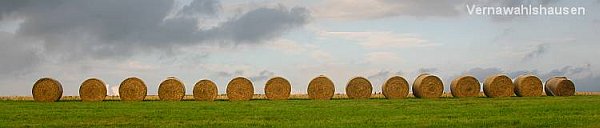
<box><xmin>1</xmin><ymin>96</ymin><xmax>599</xmax><ymax>127</ymax></box>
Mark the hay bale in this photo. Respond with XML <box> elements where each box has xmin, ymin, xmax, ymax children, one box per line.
<box><xmin>450</xmin><ymin>75</ymin><xmax>480</xmax><ymax>98</ymax></box>
<box><xmin>119</xmin><ymin>77</ymin><xmax>147</xmax><ymax>101</ymax></box>
<box><xmin>382</xmin><ymin>76</ymin><xmax>409</xmax><ymax>99</ymax></box>
<box><xmin>264</xmin><ymin>77</ymin><xmax>291</xmax><ymax>100</ymax></box>
<box><xmin>193</xmin><ymin>79</ymin><xmax>218</xmax><ymax>101</ymax></box>
<box><xmin>514</xmin><ymin>75</ymin><xmax>543</xmax><ymax>97</ymax></box>
<box><xmin>158</xmin><ymin>77</ymin><xmax>186</xmax><ymax>101</ymax></box>
<box><xmin>345</xmin><ymin>77</ymin><xmax>372</xmax><ymax>99</ymax></box>
<box><xmin>79</xmin><ymin>78</ymin><xmax>107</xmax><ymax>102</ymax></box>
<box><xmin>307</xmin><ymin>75</ymin><xmax>335</xmax><ymax>100</ymax></box>
<box><xmin>32</xmin><ymin>78</ymin><xmax>63</xmax><ymax>102</ymax></box>
<box><xmin>226</xmin><ymin>77</ymin><xmax>254</xmax><ymax>101</ymax></box>
<box><xmin>483</xmin><ymin>74</ymin><xmax>514</xmax><ymax>98</ymax></box>
<box><xmin>412</xmin><ymin>74</ymin><xmax>444</xmax><ymax>98</ymax></box>
<box><xmin>545</xmin><ymin>77</ymin><xmax>575</xmax><ymax>96</ymax></box>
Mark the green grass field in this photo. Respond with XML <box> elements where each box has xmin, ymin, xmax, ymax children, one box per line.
<box><xmin>1</xmin><ymin>96</ymin><xmax>599</xmax><ymax>127</ymax></box>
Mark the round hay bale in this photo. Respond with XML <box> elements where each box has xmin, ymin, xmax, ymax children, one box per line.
<box><xmin>483</xmin><ymin>74</ymin><xmax>514</xmax><ymax>98</ymax></box>
<box><xmin>79</xmin><ymin>78</ymin><xmax>107</xmax><ymax>102</ymax></box>
<box><xmin>264</xmin><ymin>77</ymin><xmax>291</xmax><ymax>100</ymax></box>
<box><xmin>514</xmin><ymin>75</ymin><xmax>543</xmax><ymax>97</ymax></box>
<box><xmin>158</xmin><ymin>77</ymin><xmax>186</xmax><ymax>101</ymax></box>
<box><xmin>119</xmin><ymin>77</ymin><xmax>147</xmax><ymax>101</ymax></box>
<box><xmin>226</xmin><ymin>77</ymin><xmax>254</xmax><ymax>101</ymax></box>
<box><xmin>545</xmin><ymin>77</ymin><xmax>575</xmax><ymax>96</ymax></box>
<box><xmin>345</xmin><ymin>77</ymin><xmax>372</xmax><ymax>99</ymax></box>
<box><xmin>193</xmin><ymin>79</ymin><xmax>218</xmax><ymax>101</ymax></box>
<box><xmin>382</xmin><ymin>76</ymin><xmax>409</xmax><ymax>99</ymax></box>
<box><xmin>412</xmin><ymin>74</ymin><xmax>444</xmax><ymax>98</ymax></box>
<box><xmin>307</xmin><ymin>75</ymin><xmax>335</xmax><ymax>100</ymax></box>
<box><xmin>450</xmin><ymin>75</ymin><xmax>481</xmax><ymax>98</ymax></box>
<box><xmin>32</xmin><ymin>78</ymin><xmax>63</xmax><ymax>102</ymax></box>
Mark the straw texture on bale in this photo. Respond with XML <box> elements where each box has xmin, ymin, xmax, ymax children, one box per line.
<box><xmin>307</xmin><ymin>75</ymin><xmax>335</xmax><ymax>100</ymax></box>
<box><xmin>79</xmin><ymin>78</ymin><xmax>107</xmax><ymax>102</ymax></box>
<box><xmin>264</xmin><ymin>77</ymin><xmax>291</xmax><ymax>100</ymax></box>
<box><xmin>345</xmin><ymin>77</ymin><xmax>372</xmax><ymax>99</ymax></box>
<box><xmin>450</xmin><ymin>75</ymin><xmax>480</xmax><ymax>98</ymax></box>
<box><xmin>514</xmin><ymin>75</ymin><xmax>543</xmax><ymax>97</ymax></box>
<box><xmin>119</xmin><ymin>77</ymin><xmax>147</xmax><ymax>101</ymax></box>
<box><xmin>32</xmin><ymin>78</ymin><xmax>63</xmax><ymax>102</ymax></box>
<box><xmin>545</xmin><ymin>77</ymin><xmax>575</xmax><ymax>96</ymax></box>
<box><xmin>193</xmin><ymin>79</ymin><xmax>218</xmax><ymax>101</ymax></box>
<box><xmin>483</xmin><ymin>74</ymin><xmax>514</xmax><ymax>98</ymax></box>
<box><xmin>412</xmin><ymin>74</ymin><xmax>444</xmax><ymax>98</ymax></box>
<box><xmin>382</xmin><ymin>76</ymin><xmax>409</xmax><ymax>99</ymax></box>
<box><xmin>226</xmin><ymin>77</ymin><xmax>254</xmax><ymax>101</ymax></box>
<box><xmin>158</xmin><ymin>77</ymin><xmax>186</xmax><ymax>101</ymax></box>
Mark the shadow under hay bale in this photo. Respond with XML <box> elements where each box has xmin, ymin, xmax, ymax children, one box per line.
<box><xmin>514</xmin><ymin>75</ymin><xmax>543</xmax><ymax>97</ymax></box>
<box><xmin>450</xmin><ymin>75</ymin><xmax>480</xmax><ymax>98</ymax></box>
<box><xmin>545</xmin><ymin>77</ymin><xmax>575</xmax><ymax>96</ymax></box>
<box><xmin>32</xmin><ymin>78</ymin><xmax>63</xmax><ymax>102</ymax></box>
<box><xmin>345</xmin><ymin>77</ymin><xmax>372</xmax><ymax>99</ymax></box>
<box><xmin>382</xmin><ymin>76</ymin><xmax>410</xmax><ymax>99</ymax></box>
<box><xmin>79</xmin><ymin>78</ymin><xmax>107</xmax><ymax>102</ymax></box>
<box><xmin>158</xmin><ymin>77</ymin><xmax>186</xmax><ymax>101</ymax></box>
<box><xmin>264</xmin><ymin>77</ymin><xmax>291</xmax><ymax>100</ymax></box>
<box><xmin>412</xmin><ymin>74</ymin><xmax>444</xmax><ymax>98</ymax></box>
<box><xmin>193</xmin><ymin>79</ymin><xmax>218</xmax><ymax>101</ymax></box>
<box><xmin>119</xmin><ymin>77</ymin><xmax>147</xmax><ymax>101</ymax></box>
<box><xmin>483</xmin><ymin>74</ymin><xmax>514</xmax><ymax>98</ymax></box>
<box><xmin>226</xmin><ymin>77</ymin><xmax>254</xmax><ymax>101</ymax></box>
<box><xmin>307</xmin><ymin>75</ymin><xmax>335</xmax><ymax>100</ymax></box>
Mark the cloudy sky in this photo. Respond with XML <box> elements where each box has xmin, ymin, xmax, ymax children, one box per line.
<box><xmin>1</xmin><ymin>0</ymin><xmax>599</xmax><ymax>96</ymax></box>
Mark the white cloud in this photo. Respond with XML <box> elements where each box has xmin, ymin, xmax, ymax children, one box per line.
<box><xmin>265</xmin><ymin>39</ymin><xmax>314</xmax><ymax>54</ymax></box>
<box><xmin>321</xmin><ymin>31</ymin><xmax>437</xmax><ymax>49</ymax></box>
<box><xmin>365</xmin><ymin>51</ymin><xmax>399</xmax><ymax>63</ymax></box>
<box><xmin>310</xmin><ymin>50</ymin><xmax>334</xmax><ymax>61</ymax></box>
<box><xmin>313</xmin><ymin>0</ymin><xmax>403</xmax><ymax>20</ymax></box>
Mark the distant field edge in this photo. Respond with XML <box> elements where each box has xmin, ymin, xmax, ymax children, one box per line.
<box><xmin>1</xmin><ymin>92</ymin><xmax>600</xmax><ymax>101</ymax></box>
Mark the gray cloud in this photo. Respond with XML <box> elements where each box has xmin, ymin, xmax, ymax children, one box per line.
<box><xmin>0</xmin><ymin>32</ymin><xmax>41</xmax><ymax>76</ymax></box>
<box><xmin>572</xmin><ymin>75</ymin><xmax>600</xmax><ymax>91</ymax></box>
<box><xmin>208</xmin><ymin>6</ymin><xmax>309</xmax><ymax>43</ymax></box>
<box><xmin>418</xmin><ymin>68</ymin><xmax>438</xmax><ymax>74</ymax></box>
<box><xmin>492</xmin><ymin>28</ymin><xmax>514</xmax><ymax>42</ymax></box>
<box><xmin>507</xmin><ymin>70</ymin><xmax>540</xmax><ymax>78</ymax></box>
<box><xmin>180</xmin><ymin>0</ymin><xmax>221</xmax><ymax>16</ymax></box>
<box><xmin>0</xmin><ymin>0</ymin><xmax>310</xmax><ymax>78</ymax></box>
<box><xmin>215</xmin><ymin>70</ymin><xmax>245</xmax><ymax>78</ymax></box>
<box><xmin>381</xmin><ymin>0</ymin><xmax>463</xmax><ymax>17</ymax></box>
<box><xmin>248</xmin><ymin>70</ymin><xmax>275</xmax><ymax>82</ymax></box>
<box><xmin>367</xmin><ymin>71</ymin><xmax>390</xmax><ymax>81</ymax></box>
<box><xmin>0</xmin><ymin>0</ymin><xmax>32</xmax><ymax>20</ymax></box>
<box><xmin>367</xmin><ymin>70</ymin><xmax>404</xmax><ymax>81</ymax></box>
<box><xmin>316</xmin><ymin>0</ymin><xmax>565</xmax><ymax>21</ymax></box>
<box><xmin>538</xmin><ymin>64</ymin><xmax>592</xmax><ymax>80</ymax></box>
<box><xmin>2</xmin><ymin>0</ymin><xmax>309</xmax><ymax>60</ymax></box>
<box><xmin>214</xmin><ymin>69</ymin><xmax>275</xmax><ymax>82</ymax></box>
<box><xmin>315</xmin><ymin>0</ymin><xmax>463</xmax><ymax>20</ymax></box>
<box><xmin>522</xmin><ymin>43</ymin><xmax>549</xmax><ymax>61</ymax></box>
<box><xmin>460</xmin><ymin>67</ymin><xmax>503</xmax><ymax>80</ymax></box>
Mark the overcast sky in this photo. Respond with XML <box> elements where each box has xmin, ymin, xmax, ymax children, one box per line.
<box><xmin>1</xmin><ymin>0</ymin><xmax>599</xmax><ymax>96</ymax></box>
